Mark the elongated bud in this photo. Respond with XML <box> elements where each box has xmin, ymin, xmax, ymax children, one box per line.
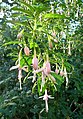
<box><xmin>32</xmin><ymin>49</ymin><xmax>38</xmax><ymax>70</ymax></box>
<box><xmin>44</xmin><ymin>61</ymin><xmax>51</xmax><ymax>74</ymax></box>
<box><xmin>32</xmin><ymin>57</ymin><xmax>38</xmax><ymax>70</ymax></box>
<box><xmin>49</xmin><ymin>40</ymin><xmax>53</xmax><ymax>49</ymax></box>
<box><xmin>24</xmin><ymin>46</ymin><xmax>30</xmax><ymax>56</ymax></box>
<box><xmin>17</xmin><ymin>30</ymin><xmax>24</xmax><ymax>39</ymax></box>
<box><xmin>52</xmin><ymin>31</ymin><xmax>56</xmax><ymax>37</ymax></box>
<box><xmin>55</xmin><ymin>69</ymin><xmax>59</xmax><ymax>74</ymax></box>
<box><xmin>60</xmin><ymin>70</ymin><xmax>64</xmax><ymax>76</ymax></box>
<box><xmin>17</xmin><ymin>33</ymin><xmax>22</xmax><ymax>39</ymax></box>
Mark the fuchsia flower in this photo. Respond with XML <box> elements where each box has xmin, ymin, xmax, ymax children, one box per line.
<box><xmin>24</xmin><ymin>46</ymin><xmax>30</xmax><ymax>56</ymax></box>
<box><xmin>55</xmin><ymin>63</ymin><xmax>59</xmax><ymax>74</ymax></box>
<box><xmin>32</xmin><ymin>57</ymin><xmax>38</xmax><ymax>70</ymax></box>
<box><xmin>55</xmin><ymin>69</ymin><xmax>59</xmax><ymax>74</ymax></box>
<box><xmin>60</xmin><ymin>70</ymin><xmax>64</xmax><ymax>76</ymax></box>
<box><xmin>17</xmin><ymin>30</ymin><xmax>24</xmax><ymax>39</ymax></box>
<box><xmin>64</xmin><ymin>68</ymin><xmax>68</xmax><ymax>88</ymax></box>
<box><xmin>17</xmin><ymin>32</ymin><xmax>22</xmax><ymax>39</ymax></box>
<box><xmin>10</xmin><ymin>64</ymin><xmax>28</xmax><ymax>90</ymax></box>
<box><xmin>44</xmin><ymin>61</ymin><xmax>51</xmax><ymax>74</ymax></box>
<box><xmin>33</xmin><ymin>60</ymin><xmax>56</xmax><ymax>83</ymax></box>
<box><xmin>39</xmin><ymin>89</ymin><xmax>54</xmax><ymax>112</ymax></box>
<box><xmin>49</xmin><ymin>40</ymin><xmax>53</xmax><ymax>49</ymax></box>
<box><xmin>52</xmin><ymin>31</ymin><xmax>56</xmax><ymax>37</ymax></box>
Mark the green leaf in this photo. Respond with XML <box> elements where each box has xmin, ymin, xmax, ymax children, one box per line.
<box><xmin>6</xmin><ymin>20</ymin><xmax>28</xmax><ymax>26</ymax></box>
<box><xmin>3</xmin><ymin>41</ymin><xmax>24</xmax><ymax>46</ymax></box>
<box><xmin>44</xmin><ymin>13</ymin><xmax>66</xmax><ymax>19</ymax></box>
<box><xmin>20</xmin><ymin>1</ymin><xmax>35</xmax><ymax>13</ymax></box>
<box><xmin>30</xmin><ymin>42</ymin><xmax>38</xmax><ymax>48</ymax></box>
<box><xmin>33</xmin><ymin>4</ymin><xmax>48</xmax><ymax>14</ymax></box>
<box><xmin>6</xmin><ymin>102</ymin><xmax>17</xmax><ymax>106</ymax></box>
<box><xmin>11</xmin><ymin>7</ymin><xmax>33</xmax><ymax>17</ymax></box>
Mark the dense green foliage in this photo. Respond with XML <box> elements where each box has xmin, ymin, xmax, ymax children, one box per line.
<box><xmin>0</xmin><ymin>0</ymin><xmax>83</xmax><ymax>119</ymax></box>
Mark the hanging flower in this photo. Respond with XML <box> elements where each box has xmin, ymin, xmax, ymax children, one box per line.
<box><xmin>17</xmin><ymin>32</ymin><xmax>22</xmax><ymax>39</ymax></box>
<box><xmin>52</xmin><ymin>31</ymin><xmax>56</xmax><ymax>37</ymax></box>
<box><xmin>32</xmin><ymin>49</ymin><xmax>38</xmax><ymax>70</ymax></box>
<box><xmin>64</xmin><ymin>67</ymin><xmax>68</xmax><ymax>88</ymax></box>
<box><xmin>10</xmin><ymin>64</ymin><xmax>28</xmax><ymax>90</ymax></box>
<box><xmin>39</xmin><ymin>89</ymin><xmax>54</xmax><ymax>112</ymax></box>
<box><xmin>49</xmin><ymin>40</ymin><xmax>53</xmax><ymax>49</ymax></box>
<box><xmin>44</xmin><ymin>61</ymin><xmax>51</xmax><ymax>74</ymax></box>
<box><xmin>33</xmin><ymin>60</ymin><xmax>56</xmax><ymax>83</ymax></box>
<box><xmin>24</xmin><ymin>46</ymin><xmax>30</xmax><ymax>56</ymax></box>
<box><xmin>55</xmin><ymin>69</ymin><xmax>59</xmax><ymax>74</ymax></box>
<box><xmin>60</xmin><ymin>70</ymin><xmax>64</xmax><ymax>76</ymax></box>
<box><xmin>55</xmin><ymin>63</ymin><xmax>59</xmax><ymax>74</ymax></box>
<box><xmin>32</xmin><ymin>57</ymin><xmax>38</xmax><ymax>70</ymax></box>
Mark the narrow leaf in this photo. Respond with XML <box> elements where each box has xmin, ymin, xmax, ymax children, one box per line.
<box><xmin>44</xmin><ymin>13</ymin><xmax>66</xmax><ymax>19</ymax></box>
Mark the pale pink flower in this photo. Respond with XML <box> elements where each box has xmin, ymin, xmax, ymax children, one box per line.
<box><xmin>17</xmin><ymin>30</ymin><xmax>24</xmax><ymax>39</ymax></box>
<box><xmin>44</xmin><ymin>61</ymin><xmax>51</xmax><ymax>74</ymax></box>
<box><xmin>64</xmin><ymin>68</ymin><xmax>68</xmax><ymax>88</ymax></box>
<box><xmin>55</xmin><ymin>69</ymin><xmax>59</xmax><ymax>74</ymax></box>
<box><xmin>10</xmin><ymin>64</ymin><xmax>28</xmax><ymax>90</ymax></box>
<box><xmin>52</xmin><ymin>31</ymin><xmax>56</xmax><ymax>37</ymax></box>
<box><xmin>55</xmin><ymin>63</ymin><xmax>59</xmax><ymax>74</ymax></box>
<box><xmin>24</xmin><ymin>46</ymin><xmax>30</xmax><ymax>56</ymax></box>
<box><xmin>32</xmin><ymin>57</ymin><xmax>38</xmax><ymax>70</ymax></box>
<box><xmin>60</xmin><ymin>70</ymin><xmax>64</xmax><ymax>76</ymax></box>
<box><xmin>39</xmin><ymin>89</ymin><xmax>54</xmax><ymax>112</ymax></box>
<box><xmin>49</xmin><ymin>40</ymin><xmax>53</xmax><ymax>49</ymax></box>
<box><xmin>18</xmin><ymin>68</ymin><xmax>22</xmax><ymax>79</ymax></box>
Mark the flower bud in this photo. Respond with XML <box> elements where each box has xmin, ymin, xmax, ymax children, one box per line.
<box><xmin>17</xmin><ymin>30</ymin><xmax>24</xmax><ymax>39</ymax></box>
<box><xmin>32</xmin><ymin>57</ymin><xmax>38</xmax><ymax>70</ymax></box>
<box><xmin>52</xmin><ymin>31</ymin><xmax>56</xmax><ymax>37</ymax></box>
<box><xmin>49</xmin><ymin>40</ymin><xmax>53</xmax><ymax>49</ymax></box>
<box><xmin>17</xmin><ymin>32</ymin><xmax>22</xmax><ymax>39</ymax></box>
<box><xmin>55</xmin><ymin>69</ymin><xmax>59</xmax><ymax>74</ymax></box>
<box><xmin>24</xmin><ymin>46</ymin><xmax>30</xmax><ymax>56</ymax></box>
<box><xmin>60</xmin><ymin>70</ymin><xmax>64</xmax><ymax>76</ymax></box>
<box><xmin>44</xmin><ymin>61</ymin><xmax>51</xmax><ymax>74</ymax></box>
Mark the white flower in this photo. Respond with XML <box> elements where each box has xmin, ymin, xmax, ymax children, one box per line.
<box><xmin>10</xmin><ymin>64</ymin><xmax>28</xmax><ymax>90</ymax></box>
<box><xmin>39</xmin><ymin>89</ymin><xmax>54</xmax><ymax>112</ymax></box>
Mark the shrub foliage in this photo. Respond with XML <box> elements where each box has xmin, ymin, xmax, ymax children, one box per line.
<box><xmin>0</xmin><ymin>0</ymin><xmax>83</xmax><ymax>119</ymax></box>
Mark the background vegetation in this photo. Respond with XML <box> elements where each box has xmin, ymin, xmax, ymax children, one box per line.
<box><xmin>0</xmin><ymin>0</ymin><xmax>83</xmax><ymax>119</ymax></box>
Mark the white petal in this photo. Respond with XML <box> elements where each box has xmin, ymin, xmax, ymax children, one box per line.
<box><xmin>45</xmin><ymin>100</ymin><xmax>48</xmax><ymax>112</ymax></box>
<box><xmin>10</xmin><ymin>64</ymin><xmax>19</xmax><ymax>71</ymax></box>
